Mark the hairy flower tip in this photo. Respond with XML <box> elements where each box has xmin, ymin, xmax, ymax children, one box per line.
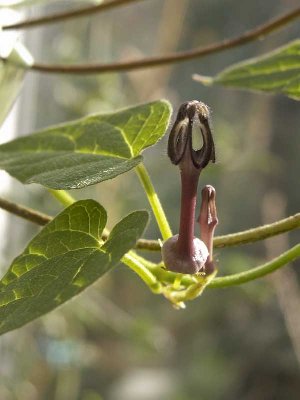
<box><xmin>168</xmin><ymin>100</ymin><xmax>215</xmax><ymax>169</ymax></box>
<box><xmin>162</xmin><ymin>234</ymin><xmax>209</xmax><ymax>274</ymax></box>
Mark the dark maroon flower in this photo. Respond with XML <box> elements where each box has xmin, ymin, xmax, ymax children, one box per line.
<box><xmin>162</xmin><ymin>101</ymin><xmax>217</xmax><ymax>274</ymax></box>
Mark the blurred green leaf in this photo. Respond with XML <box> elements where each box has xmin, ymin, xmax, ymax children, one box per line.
<box><xmin>0</xmin><ymin>36</ymin><xmax>33</xmax><ymax>126</ymax></box>
<box><xmin>0</xmin><ymin>200</ymin><xmax>148</xmax><ymax>335</ymax></box>
<box><xmin>193</xmin><ymin>40</ymin><xmax>300</xmax><ymax>100</ymax></box>
<box><xmin>0</xmin><ymin>100</ymin><xmax>171</xmax><ymax>188</ymax></box>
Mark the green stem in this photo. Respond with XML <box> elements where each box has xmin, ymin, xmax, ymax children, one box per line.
<box><xmin>122</xmin><ymin>253</ymin><xmax>162</xmax><ymax>293</ymax></box>
<box><xmin>135</xmin><ymin>163</ymin><xmax>172</xmax><ymax>240</ymax></box>
<box><xmin>128</xmin><ymin>251</ymin><xmax>157</xmax><ymax>269</ymax></box>
<box><xmin>151</xmin><ymin>265</ymin><xmax>197</xmax><ymax>287</ymax></box>
<box><xmin>1</xmin><ymin>194</ymin><xmax>298</xmax><ymax>253</ymax></box>
<box><xmin>209</xmin><ymin>244</ymin><xmax>300</xmax><ymax>288</ymax></box>
<box><xmin>136</xmin><ymin>212</ymin><xmax>300</xmax><ymax>251</ymax></box>
<box><xmin>152</xmin><ymin>243</ymin><xmax>300</xmax><ymax>290</ymax></box>
<box><xmin>214</xmin><ymin>213</ymin><xmax>300</xmax><ymax>248</ymax></box>
<box><xmin>48</xmin><ymin>189</ymin><xmax>75</xmax><ymax>207</ymax></box>
<box><xmin>2</xmin><ymin>199</ymin><xmax>297</xmax><ymax>252</ymax></box>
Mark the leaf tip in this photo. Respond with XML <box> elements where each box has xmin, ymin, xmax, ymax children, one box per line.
<box><xmin>192</xmin><ymin>74</ymin><xmax>214</xmax><ymax>86</ymax></box>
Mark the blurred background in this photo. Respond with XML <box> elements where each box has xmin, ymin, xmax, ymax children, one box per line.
<box><xmin>0</xmin><ymin>0</ymin><xmax>299</xmax><ymax>399</ymax></box>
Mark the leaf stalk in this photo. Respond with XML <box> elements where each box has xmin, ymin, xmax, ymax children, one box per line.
<box><xmin>135</xmin><ymin>163</ymin><xmax>172</xmax><ymax>240</ymax></box>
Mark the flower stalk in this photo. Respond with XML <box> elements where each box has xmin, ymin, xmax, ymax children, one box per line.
<box><xmin>177</xmin><ymin>165</ymin><xmax>200</xmax><ymax>258</ymax></box>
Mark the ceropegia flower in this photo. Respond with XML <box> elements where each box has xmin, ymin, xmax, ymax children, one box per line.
<box><xmin>161</xmin><ymin>100</ymin><xmax>218</xmax><ymax>274</ymax></box>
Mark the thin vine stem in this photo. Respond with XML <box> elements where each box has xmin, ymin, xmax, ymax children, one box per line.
<box><xmin>135</xmin><ymin>163</ymin><xmax>172</xmax><ymax>241</ymax></box>
<box><xmin>2</xmin><ymin>0</ymin><xmax>146</xmax><ymax>30</ymax></box>
<box><xmin>208</xmin><ymin>244</ymin><xmax>300</xmax><ymax>288</ymax></box>
<box><xmin>128</xmin><ymin>250</ymin><xmax>157</xmax><ymax>269</ymax></box>
<box><xmin>136</xmin><ymin>212</ymin><xmax>300</xmax><ymax>250</ymax></box>
<box><xmin>151</xmin><ymin>245</ymin><xmax>300</xmax><ymax>290</ymax></box>
<box><xmin>8</xmin><ymin>7</ymin><xmax>300</xmax><ymax>75</ymax></box>
<box><xmin>0</xmin><ymin>196</ymin><xmax>298</xmax><ymax>250</ymax></box>
<box><xmin>213</xmin><ymin>213</ymin><xmax>300</xmax><ymax>248</ymax></box>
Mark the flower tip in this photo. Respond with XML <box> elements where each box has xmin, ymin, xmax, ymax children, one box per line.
<box><xmin>168</xmin><ymin>100</ymin><xmax>215</xmax><ymax>170</ymax></box>
<box><xmin>201</xmin><ymin>185</ymin><xmax>216</xmax><ymax>202</ymax></box>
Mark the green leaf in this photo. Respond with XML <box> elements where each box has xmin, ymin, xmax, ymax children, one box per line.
<box><xmin>0</xmin><ymin>200</ymin><xmax>148</xmax><ymax>335</ymax></box>
<box><xmin>0</xmin><ymin>35</ymin><xmax>33</xmax><ymax>126</ymax></box>
<box><xmin>193</xmin><ymin>40</ymin><xmax>300</xmax><ymax>100</ymax></box>
<box><xmin>0</xmin><ymin>100</ymin><xmax>171</xmax><ymax>189</ymax></box>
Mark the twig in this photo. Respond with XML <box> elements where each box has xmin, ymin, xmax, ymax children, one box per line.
<box><xmin>0</xmin><ymin>197</ymin><xmax>51</xmax><ymax>226</ymax></box>
<box><xmin>10</xmin><ymin>6</ymin><xmax>300</xmax><ymax>74</ymax></box>
<box><xmin>0</xmin><ymin>197</ymin><xmax>299</xmax><ymax>250</ymax></box>
<box><xmin>2</xmin><ymin>0</ymin><xmax>146</xmax><ymax>30</ymax></box>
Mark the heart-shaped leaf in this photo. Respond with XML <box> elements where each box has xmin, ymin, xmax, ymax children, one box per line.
<box><xmin>0</xmin><ymin>200</ymin><xmax>148</xmax><ymax>335</ymax></box>
<box><xmin>0</xmin><ymin>100</ymin><xmax>171</xmax><ymax>188</ymax></box>
<box><xmin>193</xmin><ymin>40</ymin><xmax>300</xmax><ymax>100</ymax></box>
